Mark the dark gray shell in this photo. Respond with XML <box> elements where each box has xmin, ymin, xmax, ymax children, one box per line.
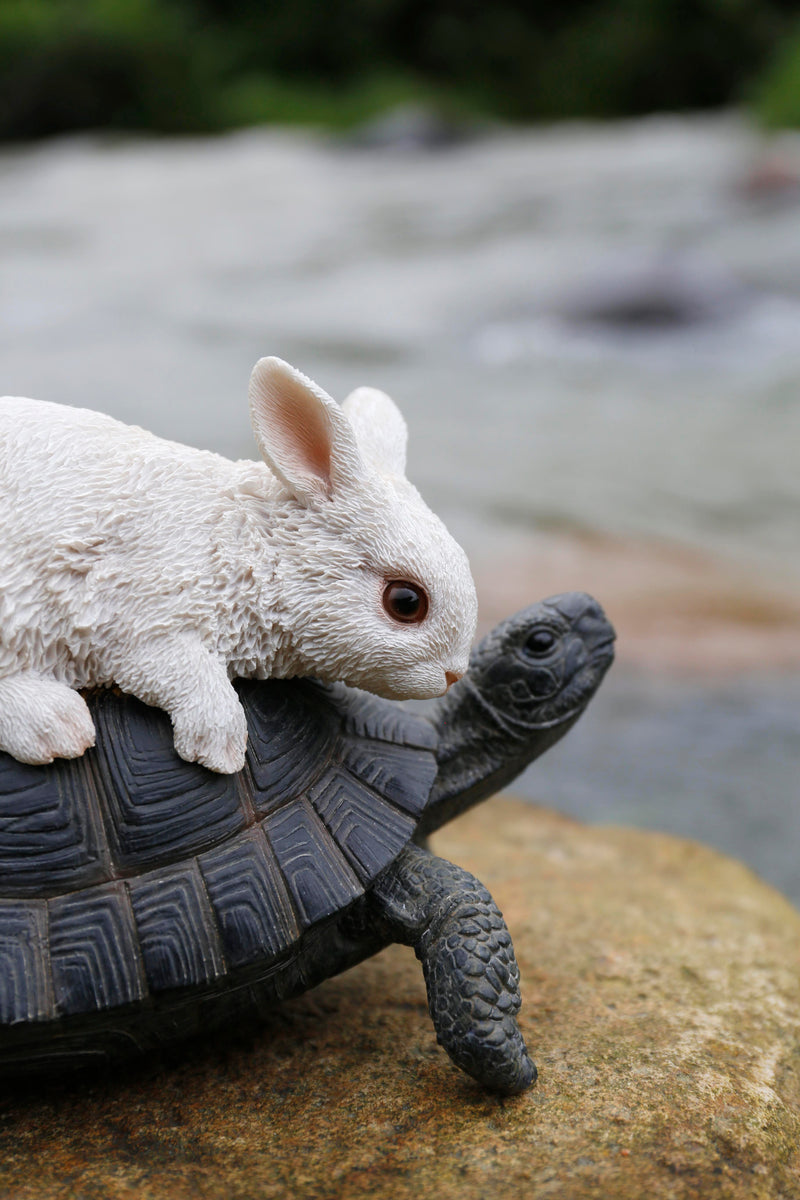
<box><xmin>0</xmin><ymin>679</ymin><xmax>437</xmax><ymax>1042</ymax></box>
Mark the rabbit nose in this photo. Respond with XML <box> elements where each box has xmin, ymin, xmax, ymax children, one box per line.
<box><xmin>445</xmin><ymin>671</ymin><xmax>461</xmax><ymax>689</ymax></box>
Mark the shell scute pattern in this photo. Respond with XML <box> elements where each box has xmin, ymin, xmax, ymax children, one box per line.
<box><xmin>91</xmin><ymin>692</ymin><xmax>245</xmax><ymax>869</ymax></box>
<box><xmin>264</xmin><ymin>798</ymin><xmax>362</xmax><ymax>928</ymax></box>
<box><xmin>198</xmin><ymin>827</ymin><xmax>300</xmax><ymax>969</ymax></box>
<box><xmin>0</xmin><ymin>753</ymin><xmax>106</xmax><ymax>898</ymax></box>
<box><xmin>239</xmin><ymin>680</ymin><xmax>339</xmax><ymax>817</ymax></box>
<box><xmin>0</xmin><ymin>899</ymin><xmax>50</xmax><ymax>1022</ymax></box>
<box><xmin>49</xmin><ymin>882</ymin><xmax>146</xmax><ymax>1017</ymax></box>
<box><xmin>336</xmin><ymin>737</ymin><xmax>435</xmax><ymax>817</ymax></box>
<box><xmin>308</xmin><ymin>766</ymin><xmax>417</xmax><ymax>880</ymax></box>
<box><xmin>333</xmin><ymin>685</ymin><xmax>439</xmax><ymax>750</ymax></box>
<box><xmin>128</xmin><ymin>861</ymin><xmax>226</xmax><ymax>993</ymax></box>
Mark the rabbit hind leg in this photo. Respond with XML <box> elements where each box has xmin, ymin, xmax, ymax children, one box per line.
<box><xmin>0</xmin><ymin>673</ymin><xmax>95</xmax><ymax>764</ymax></box>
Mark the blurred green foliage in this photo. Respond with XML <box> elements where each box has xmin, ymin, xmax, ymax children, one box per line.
<box><xmin>753</xmin><ymin>21</ymin><xmax>800</xmax><ymax>127</ymax></box>
<box><xmin>0</xmin><ymin>0</ymin><xmax>218</xmax><ymax>135</ymax></box>
<box><xmin>0</xmin><ymin>0</ymin><xmax>797</xmax><ymax>138</ymax></box>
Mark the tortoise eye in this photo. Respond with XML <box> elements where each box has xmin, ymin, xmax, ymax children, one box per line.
<box><xmin>523</xmin><ymin>626</ymin><xmax>556</xmax><ymax>657</ymax></box>
<box><xmin>383</xmin><ymin>580</ymin><xmax>429</xmax><ymax>625</ymax></box>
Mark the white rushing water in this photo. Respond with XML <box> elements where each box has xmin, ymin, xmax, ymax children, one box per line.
<box><xmin>1</xmin><ymin>113</ymin><xmax>799</xmax><ymax>583</ymax></box>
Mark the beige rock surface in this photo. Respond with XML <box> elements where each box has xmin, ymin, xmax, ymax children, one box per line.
<box><xmin>1</xmin><ymin>797</ymin><xmax>799</xmax><ymax>1200</ymax></box>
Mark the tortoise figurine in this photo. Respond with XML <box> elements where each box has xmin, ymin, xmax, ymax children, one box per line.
<box><xmin>0</xmin><ymin>592</ymin><xmax>614</xmax><ymax>1095</ymax></box>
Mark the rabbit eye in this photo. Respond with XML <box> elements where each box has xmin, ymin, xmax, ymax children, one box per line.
<box><xmin>383</xmin><ymin>580</ymin><xmax>429</xmax><ymax>625</ymax></box>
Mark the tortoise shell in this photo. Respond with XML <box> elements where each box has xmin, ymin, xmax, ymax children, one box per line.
<box><xmin>0</xmin><ymin>678</ymin><xmax>437</xmax><ymax>1029</ymax></box>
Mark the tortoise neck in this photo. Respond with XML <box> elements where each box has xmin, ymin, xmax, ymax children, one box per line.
<box><xmin>419</xmin><ymin>679</ymin><xmax>580</xmax><ymax>837</ymax></box>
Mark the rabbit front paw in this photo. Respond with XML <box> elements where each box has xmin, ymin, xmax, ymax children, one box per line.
<box><xmin>0</xmin><ymin>675</ymin><xmax>96</xmax><ymax>764</ymax></box>
<box><xmin>171</xmin><ymin>695</ymin><xmax>248</xmax><ymax>775</ymax></box>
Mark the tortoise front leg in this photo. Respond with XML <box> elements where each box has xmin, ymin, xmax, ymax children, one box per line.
<box><xmin>371</xmin><ymin>844</ymin><xmax>536</xmax><ymax>1095</ymax></box>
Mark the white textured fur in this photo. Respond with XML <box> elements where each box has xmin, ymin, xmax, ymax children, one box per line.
<box><xmin>0</xmin><ymin>358</ymin><xmax>477</xmax><ymax>773</ymax></box>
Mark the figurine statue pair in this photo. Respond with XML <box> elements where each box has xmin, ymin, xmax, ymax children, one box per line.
<box><xmin>0</xmin><ymin>359</ymin><xmax>613</xmax><ymax>1095</ymax></box>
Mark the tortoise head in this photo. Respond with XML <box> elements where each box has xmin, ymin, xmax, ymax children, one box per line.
<box><xmin>420</xmin><ymin>592</ymin><xmax>614</xmax><ymax>834</ymax></box>
<box><xmin>465</xmin><ymin>592</ymin><xmax>615</xmax><ymax>735</ymax></box>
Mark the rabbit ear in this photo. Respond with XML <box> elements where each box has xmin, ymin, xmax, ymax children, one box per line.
<box><xmin>249</xmin><ymin>358</ymin><xmax>364</xmax><ymax>504</ymax></box>
<box><xmin>341</xmin><ymin>387</ymin><xmax>408</xmax><ymax>477</ymax></box>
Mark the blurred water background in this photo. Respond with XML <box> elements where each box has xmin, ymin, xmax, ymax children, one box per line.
<box><xmin>1</xmin><ymin>3</ymin><xmax>799</xmax><ymax>899</ymax></box>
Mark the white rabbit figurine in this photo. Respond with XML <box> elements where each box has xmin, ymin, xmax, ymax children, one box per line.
<box><xmin>0</xmin><ymin>358</ymin><xmax>477</xmax><ymax>773</ymax></box>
